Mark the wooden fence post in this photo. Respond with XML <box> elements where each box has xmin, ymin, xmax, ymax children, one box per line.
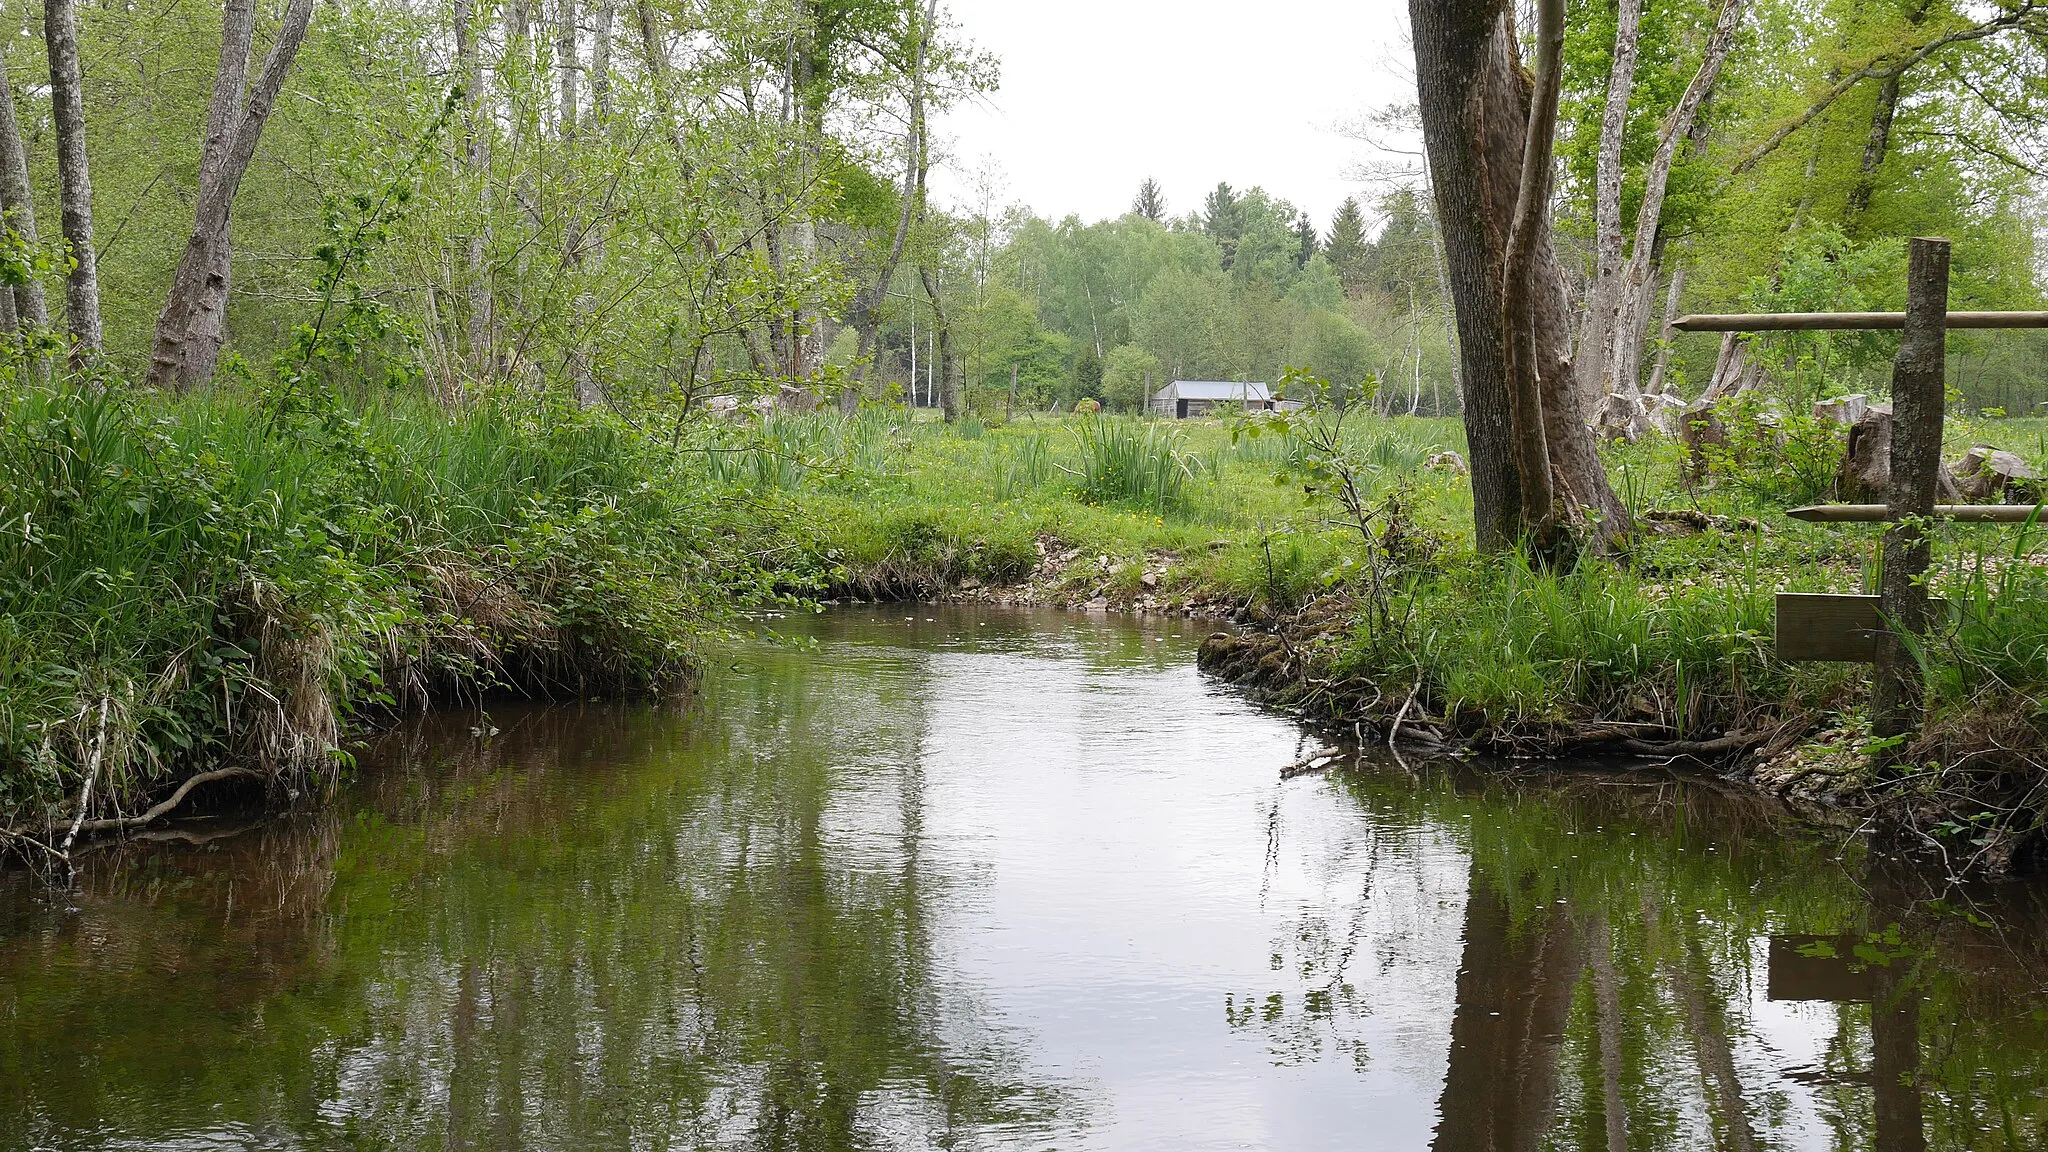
<box><xmin>1872</xmin><ymin>237</ymin><xmax>1950</xmax><ymax>755</ymax></box>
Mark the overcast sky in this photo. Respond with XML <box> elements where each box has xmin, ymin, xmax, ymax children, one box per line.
<box><xmin>930</xmin><ymin>0</ymin><xmax>1417</xmax><ymax>228</ymax></box>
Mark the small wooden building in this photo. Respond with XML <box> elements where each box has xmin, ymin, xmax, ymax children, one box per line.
<box><xmin>1150</xmin><ymin>380</ymin><xmax>1279</xmax><ymax>418</ymax></box>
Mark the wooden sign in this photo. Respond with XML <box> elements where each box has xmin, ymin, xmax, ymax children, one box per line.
<box><xmin>1776</xmin><ymin>593</ymin><xmax>1953</xmax><ymax>663</ymax></box>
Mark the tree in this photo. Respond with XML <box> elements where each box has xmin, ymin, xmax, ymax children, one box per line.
<box><xmin>146</xmin><ymin>0</ymin><xmax>317</xmax><ymax>392</ymax></box>
<box><xmin>1132</xmin><ymin>177</ymin><xmax>1166</xmax><ymax>222</ymax></box>
<box><xmin>1133</xmin><ymin>265</ymin><xmax>1233</xmax><ymax>381</ymax></box>
<box><xmin>1101</xmin><ymin>344</ymin><xmax>1161</xmax><ymax>411</ymax></box>
<box><xmin>0</xmin><ymin>49</ymin><xmax>47</xmax><ymax>339</ymax></box>
<box><xmin>1589</xmin><ymin>0</ymin><xmax>1746</xmax><ymax>438</ymax></box>
<box><xmin>843</xmin><ymin>0</ymin><xmax>942</xmax><ymax>409</ymax></box>
<box><xmin>44</xmin><ymin>0</ymin><xmax>100</xmax><ymax>362</ymax></box>
<box><xmin>1410</xmin><ymin>0</ymin><xmax>1626</xmax><ymax>552</ymax></box>
<box><xmin>1293</xmin><ymin>212</ymin><xmax>1319</xmax><ymax>268</ymax></box>
<box><xmin>1202</xmin><ymin>182</ymin><xmax>1245</xmax><ymax>269</ymax></box>
<box><xmin>1325</xmin><ymin>198</ymin><xmax>1370</xmax><ymax>295</ymax></box>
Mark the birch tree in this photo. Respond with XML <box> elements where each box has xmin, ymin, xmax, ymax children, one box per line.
<box><xmin>44</xmin><ymin>0</ymin><xmax>99</xmax><ymax>362</ymax></box>
<box><xmin>145</xmin><ymin>0</ymin><xmax>316</xmax><ymax>392</ymax></box>
<box><xmin>0</xmin><ymin>47</ymin><xmax>46</xmax><ymax>340</ymax></box>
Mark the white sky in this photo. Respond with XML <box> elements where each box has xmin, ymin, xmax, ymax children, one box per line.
<box><xmin>931</xmin><ymin>0</ymin><xmax>1417</xmax><ymax>229</ymax></box>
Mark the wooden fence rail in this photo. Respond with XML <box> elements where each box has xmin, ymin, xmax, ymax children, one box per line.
<box><xmin>1673</xmin><ymin>311</ymin><xmax>2048</xmax><ymax>332</ymax></box>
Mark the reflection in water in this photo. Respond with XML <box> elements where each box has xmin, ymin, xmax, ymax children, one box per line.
<box><xmin>2</xmin><ymin>606</ymin><xmax>2047</xmax><ymax>1151</ymax></box>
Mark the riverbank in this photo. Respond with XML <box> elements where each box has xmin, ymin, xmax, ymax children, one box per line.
<box><xmin>5</xmin><ymin>390</ymin><xmax>2044</xmax><ymax>873</ymax></box>
<box><xmin>0</xmin><ymin>383</ymin><xmax>809</xmax><ymax>851</ymax></box>
<box><xmin>776</xmin><ymin>409</ymin><xmax>2046</xmax><ymax>876</ymax></box>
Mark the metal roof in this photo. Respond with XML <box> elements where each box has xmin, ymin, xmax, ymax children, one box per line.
<box><xmin>1153</xmin><ymin>380</ymin><xmax>1273</xmax><ymax>402</ymax></box>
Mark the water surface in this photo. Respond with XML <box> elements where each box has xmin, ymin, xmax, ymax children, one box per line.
<box><xmin>4</xmin><ymin>606</ymin><xmax>2046</xmax><ymax>1150</ymax></box>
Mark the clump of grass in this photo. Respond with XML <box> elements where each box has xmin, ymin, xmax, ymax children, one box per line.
<box><xmin>1071</xmin><ymin>417</ymin><xmax>1194</xmax><ymax>510</ymax></box>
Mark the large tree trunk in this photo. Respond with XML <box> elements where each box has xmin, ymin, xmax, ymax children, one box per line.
<box><xmin>1576</xmin><ymin>0</ymin><xmax>1645</xmax><ymax>417</ymax></box>
<box><xmin>1596</xmin><ymin>0</ymin><xmax>1745</xmax><ymax>436</ymax></box>
<box><xmin>1501</xmin><ymin>0</ymin><xmax>1564</xmax><ymax>539</ymax></box>
<box><xmin>0</xmin><ymin>49</ymin><xmax>48</xmax><ymax>338</ymax></box>
<box><xmin>1411</xmin><ymin>0</ymin><xmax>1627</xmax><ymax>553</ymax></box>
<box><xmin>44</xmin><ymin>0</ymin><xmax>102</xmax><ymax>364</ymax></box>
<box><xmin>146</xmin><ymin>0</ymin><xmax>315</xmax><ymax>392</ymax></box>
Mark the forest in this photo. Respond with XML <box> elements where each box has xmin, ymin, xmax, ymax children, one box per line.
<box><xmin>0</xmin><ymin>0</ymin><xmax>2045</xmax><ymax>876</ymax></box>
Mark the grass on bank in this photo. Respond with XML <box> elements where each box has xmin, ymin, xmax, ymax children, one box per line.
<box><xmin>5</xmin><ymin>377</ymin><xmax>2045</xmax><ymax>848</ymax></box>
<box><xmin>0</xmin><ymin>383</ymin><xmax>804</xmax><ymax>832</ymax></box>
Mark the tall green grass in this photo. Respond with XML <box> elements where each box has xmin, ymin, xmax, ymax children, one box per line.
<box><xmin>0</xmin><ymin>382</ymin><xmax>789</xmax><ymax>829</ymax></box>
<box><xmin>1070</xmin><ymin>417</ymin><xmax>1194</xmax><ymax>510</ymax></box>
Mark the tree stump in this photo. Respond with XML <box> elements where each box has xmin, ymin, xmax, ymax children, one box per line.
<box><xmin>1834</xmin><ymin>402</ymin><xmax>1893</xmax><ymax>502</ymax></box>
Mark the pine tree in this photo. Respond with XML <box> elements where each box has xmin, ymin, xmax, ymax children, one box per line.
<box><xmin>1132</xmin><ymin>177</ymin><xmax>1165</xmax><ymax>222</ymax></box>
<box><xmin>1202</xmin><ymin>182</ymin><xmax>1244</xmax><ymax>269</ymax></box>
<box><xmin>1293</xmin><ymin>212</ymin><xmax>1319</xmax><ymax>269</ymax></box>
<box><xmin>1324</xmin><ymin>198</ymin><xmax>1369</xmax><ymax>294</ymax></box>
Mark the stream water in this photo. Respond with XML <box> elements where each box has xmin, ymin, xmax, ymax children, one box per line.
<box><xmin>4</xmin><ymin>606</ymin><xmax>2047</xmax><ymax>1151</ymax></box>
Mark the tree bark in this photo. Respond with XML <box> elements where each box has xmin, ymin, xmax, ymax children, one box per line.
<box><xmin>1644</xmin><ymin>263</ymin><xmax>1686</xmax><ymax>400</ymax></box>
<box><xmin>1577</xmin><ymin>0</ymin><xmax>1646</xmax><ymax>416</ymax></box>
<box><xmin>1411</xmin><ymin>0</ymin><xmax>1627</xmax><ymax>552</ymax></box>
<box><xmin>1599</xmin><ymin>0</ymin><xmax>1746</xmax><ymax>423</ymax></box>
<box><xmin>45</xmin><ymin>0</ymin><xmax>102</xmax><ymax>364</ymax></box>
<box><xmin>1502</xmin><ymin>0</ymin><xmax>1565</xmax><ymax>540</ymax></box>
<box><xmin>146</xmin><ymin>0</ymin><xmax>315</xmax><ymax>391</ymax></box>
<box><xmin>0</xmin><ymin>48</ymin><xmax>48</xmax><ymax>338</ymax></box>
<box><xmin>1873</xmin><ymin>237</ymin><xmax>1950</xmax><ymax>751</ymax></box>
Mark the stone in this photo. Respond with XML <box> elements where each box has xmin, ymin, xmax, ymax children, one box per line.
<box><xmin>1425</xmin><ymin>451</ymin><xmax>1469</xmax><ymax>476</ymax></box>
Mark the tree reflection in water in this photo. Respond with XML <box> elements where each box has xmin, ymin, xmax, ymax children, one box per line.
<box><xmin>7</xmin><ymin>609</ymin><xmax>2048</xmax><ymax>1151</ymax></box>
<box><xmin>1237</xmin><ymin>764</ymin><xmax>2048</xmax><ymax>1152</ymax></box>
<box><xmin>1</xmin><ymin>640</ymin><xmax>1066</xmax><ymax>1150</ymax></box>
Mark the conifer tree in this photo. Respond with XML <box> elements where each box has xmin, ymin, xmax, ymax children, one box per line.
<box><xmin>1202</xmin><ymin>182</ymin><xmax>1244</xmax><ymax>269</ymax></box>
<box><xmin>1324</xmin><ymin>198</ymin><xmax>1369</xmax><ymax>294</ymax></box>
<box><xmin>1132</xmin><ymin>177</ymin><xmax>1165</xmax><ymax>222</ymax></box>
<box><xmin>1293</xmin><ymin>212</ymin><xmax>1319</xmax><ymax>268</ymax></box>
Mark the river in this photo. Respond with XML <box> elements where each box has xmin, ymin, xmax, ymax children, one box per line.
<box><xmin>3</xmin><ymin>606</ymin><xmax>2046</xmax><ymax>1150</ymax></box>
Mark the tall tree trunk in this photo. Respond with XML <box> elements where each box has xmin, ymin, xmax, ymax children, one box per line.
<box><xmin>590</xmin><ymin>0</ymin><xmax>613</xmax><ymax>122</ymax></box>
<box><xmin>1411</xmin><ymin>0</ymin><xmax>1627</xmax><ymax>552</ymax></box>
<box><xmin>1577</xmin><ymin>0</ymin><xmax>1645</xmax><ymax>416</ymax></box>
<box><xmin>147</xmin><ymin>0</ymin><xmax>315</xmax><ymax>392</ymax></box>
<box><xmin>921</xmin><ymin>264</ymin><xmax>955</xmax><ymax>421</ymax></box>
<box><xmin>1502</xmin><ymin>0</ymin><xmax>1565</xmax><ymax>541</ymax></box>
<box><xmin>454</xmin><ymin>0</ymin><xmax>494</xmax><ymax>396</ymax></box>
<box><xmin>1598</xmin><ymin>0</ymin><xmax>1745</xmax><ymax>432</ymax></box>
<box><xmin>0</xmin><ymin>49</ymin><xmax>48</xmax><ymax>338</ymax></box>
<box><xmin>553</xmin><ymin>0</ymin><xmax>601</xmax><ymax>405</ymax></box>
<box><xmin>555</xmin><ymin>0</ymin><xmax>578</xmax><ymax>140</ymax></box>
<box><xmin>846</xmin><ymin>0</ymin><xmax>937</xmax><ymax>412</ymax></box>
<box><xmin>44</xmin><ymin>0</ymin><xmax>101</xmax><ymax>364</ymax></box>
<box><xmin>1644</xmin><ymin>263</ymin><xmax>1686</xmax><ymax>400</ymax></box>
<box><xmin>1848</xmin><ymin>2</ymin><xmax>1930</xmax><ymax>224</ymax></box>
